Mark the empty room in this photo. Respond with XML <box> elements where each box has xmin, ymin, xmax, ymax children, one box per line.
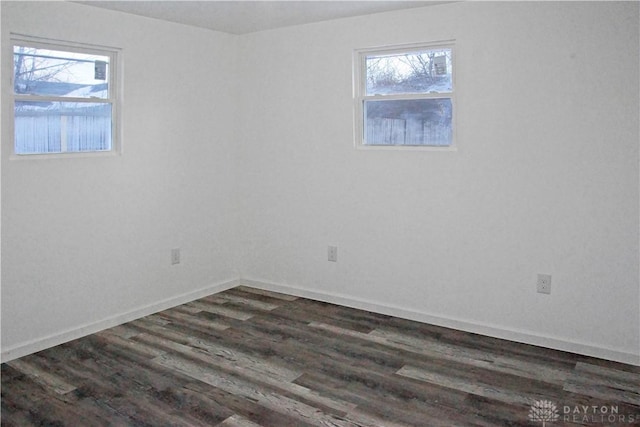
<box><xmin>1</xmin><ymin>1</ymin><xmax>639</xmax><ymax>425</ymax></box>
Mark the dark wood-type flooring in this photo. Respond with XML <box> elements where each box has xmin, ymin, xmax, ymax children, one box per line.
<box><xmin>2</xmin><ymin>285</ymin><xmax>639</xmax><ymax>426</ymax></box>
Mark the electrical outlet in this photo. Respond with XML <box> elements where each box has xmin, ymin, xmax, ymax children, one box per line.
<box><xmin>537</xmin><ymin>273</ymin><xmax>551</xmax><ymax>294</ymax></box>
<box><xmin>171</xmin><ymin>248</ymin><xmax>181</xmax><ymax>265</ymax></box>
<box><xmin>328</xmin><ymin>246</ymin><xmax>338</xmax><ymax>262</ymax></box>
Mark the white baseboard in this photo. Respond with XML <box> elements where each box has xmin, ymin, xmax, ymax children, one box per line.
<box><xmin>0</xmin><ymin>278</ymin><xmax>240</xmax><ymax>363</ymax></box>
<box><xmin>240</xmin><ymin>278</ymin><xmax>640</xmax><ymax>367</ymax></box>
<box><xmin>5</xmin><ymin>277</ymin><xmax>637</xmax><ymax>367</ymax></box>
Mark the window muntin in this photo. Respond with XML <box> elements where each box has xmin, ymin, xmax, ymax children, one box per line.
<box><xmin>355</xmin><ymin>43</ymin><xmax>455</xmax><ymax>149</ymax></box>
<box><xmin>11</xmin><ymin>37</ymin><xmax>118</xmax><ymax>156</ymax></box>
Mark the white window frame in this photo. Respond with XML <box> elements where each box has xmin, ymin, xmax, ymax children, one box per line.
<box><xmin>9</xmin><ymin>34</ymin><xmax>122</xmax><ymax>159</ymax></box>
<box><xmin>353</xmin><ymin>41</ymin><xmax>456</xmax><ymax>151</ymax></box>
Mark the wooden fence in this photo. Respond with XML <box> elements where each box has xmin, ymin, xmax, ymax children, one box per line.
<box><xmin>366</xmin><ymin>117</ymin><xmax>451</xmax><ymax>146</ymax></box>
<box><xmin>15</xmin><ymin>112</ymin><xmax>111</xmax><ymax>154</ymax></box>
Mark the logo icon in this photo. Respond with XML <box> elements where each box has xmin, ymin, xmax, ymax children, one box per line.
<box><xmin>529</xmin><ymin>400</ymin><xmax>560</xmax><ymax>426</ymax></box>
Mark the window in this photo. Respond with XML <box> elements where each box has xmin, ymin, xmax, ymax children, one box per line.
<box><xmin>11</xmin><ymin>35</ymin><xmax>120</xmax><ymax>156</ymax></box>
<box><xmin>354</xmin><ymin>42</ymin><xmax>454</xmax><ymax>149</ymax></box>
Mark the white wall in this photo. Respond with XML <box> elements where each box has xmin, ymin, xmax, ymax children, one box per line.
<box><xmin>1</xmin><ymin>1</ymin><xmax>240</xmax><ymax>360</ymax></box>
<box><xmin>236</xmin><ymin>1</ymin><xmax>640</xmax><ymax>363</ymax></box>
<box><xmin>2</xmin><ymin>1</ymin><xmax>639</xmax><ymax>365</ymax></box>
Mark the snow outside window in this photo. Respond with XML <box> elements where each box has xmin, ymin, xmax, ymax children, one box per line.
<box><xmin>354</xmin><ymin>42</ymin><xmax>455</xmax><ymax>149</ymax></box>
<box><xmin>11</xmin><ymin>36</ymin><xmax>120</xmax><ymax>157</ymax></box>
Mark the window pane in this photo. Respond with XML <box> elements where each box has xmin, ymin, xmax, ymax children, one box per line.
<box><xmin>364</xmin><ymin>99</ymin><xmax>452</xmax><ymax>146</ymax></box>
<box><xmin>15</xmin><ymin>101</ymin><xmax>112</xmax><ymax>154</ymax></box>
<box><xmin>366</xmin><ymin>48</ymin><xmax>452</xmax><ymax>95</ymax></box>
<box><xmin>13</xmin><ymin>46</ymin><xmax>109</xmax><ymax>98</ymax></box>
